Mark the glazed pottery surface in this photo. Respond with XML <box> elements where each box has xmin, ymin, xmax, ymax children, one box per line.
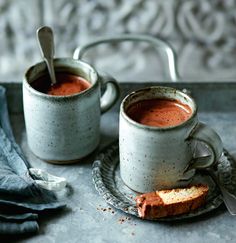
<box><xmin>23</xmin><ymin>58</ymin><xmax>119</xmax><ymax>163</ymax></box>
<box><xmin>119</xmin><ymin>86</ymin><xmax>223</xmax><ymax>192</ymax></box>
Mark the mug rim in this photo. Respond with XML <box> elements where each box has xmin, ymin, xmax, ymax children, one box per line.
<box><xmin>23</xmin><ymin>57</ymin><xmax>99</xmax><ymax>99</ymax></box>
<box><xmin>120</xmin><ymin>86</ymin><xmax>197</xmax><ymax>131</ymax></box>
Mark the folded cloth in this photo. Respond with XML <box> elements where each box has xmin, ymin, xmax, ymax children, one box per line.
<box><xmin>0</xmin><ymin>86</ymin><xmax>66</xmax><ymax>234</ymax></box>
<box><xmin>0</xmin><ymin>220</ymin><xmax>39</xmax><ymax>234</ymax></box>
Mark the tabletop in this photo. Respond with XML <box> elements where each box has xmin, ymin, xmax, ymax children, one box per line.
<box><xmin>1</xmin><ymin>82</ymin><xmax>236</xmax><ymax>243</ymax></box>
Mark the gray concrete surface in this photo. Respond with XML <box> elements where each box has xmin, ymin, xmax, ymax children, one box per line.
<box><xmin>1</xmin><ymin>82</ymin><xmax>236</xmax><ymax>243</ymax></box>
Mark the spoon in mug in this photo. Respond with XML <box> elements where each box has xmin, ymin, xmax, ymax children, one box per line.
<box><xmin>37</xmin><ymin>26</ymin><xmax>57</xmax><ymax>85</ymax></box>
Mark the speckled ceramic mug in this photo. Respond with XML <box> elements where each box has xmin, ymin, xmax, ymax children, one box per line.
<box><xmin>23</xmin><ymin>58</ymin><xmax>119</xmax><ymax>163</ymax></box>
<box><xmin>119</xmin><ymin>86</ymin><xmax>223</xmax><ymax>192</ymax></box>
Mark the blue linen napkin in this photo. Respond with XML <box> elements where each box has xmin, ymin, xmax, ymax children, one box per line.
<box><xmin>0</xmin><ymin>86</ymin><xmax>66</xmax><ymax>234</ymax></box>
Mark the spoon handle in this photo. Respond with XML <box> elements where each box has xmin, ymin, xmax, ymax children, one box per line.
<box><xmin>37</xmin><ymin>26</ymin><xmax>57</xmax><ymax>85</ymax></box>
<box><xmin>208</xmin><ymin>168</ymin><xmax>236</xmax><ymax>215</ymax></box>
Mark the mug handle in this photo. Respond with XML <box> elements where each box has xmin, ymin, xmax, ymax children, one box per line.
<box><xmin>73</xmin><ymin>34</ymin><xmax>181</xmax><ymax>82</ymax></box>
<box><xmin>99</xmin><ymin>72</ymin><xmax>120</xmax><ymax>113</ymax></box>
<box><xmin>185</xmin><ymin>122</ymin><xmax>223</xmax><ymax>171</ymax></box>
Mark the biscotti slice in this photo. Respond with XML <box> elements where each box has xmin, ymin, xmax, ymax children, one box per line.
<box><xmin>135</xmin><ymin>184</ymin><xmax>209</xmax><ymax>219</ymax></box>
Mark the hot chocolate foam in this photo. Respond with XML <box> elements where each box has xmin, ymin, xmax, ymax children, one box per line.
<box><xmin>127</xmin><ymin>99</ymin><xmax>192</xmax><ymax>127</ymax></box>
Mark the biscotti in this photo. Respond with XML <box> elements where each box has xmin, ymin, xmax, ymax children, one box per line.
<box><xmin>135</xmin><ymin>184</ymin><xmax>209</xmax><ymax>219</ymax></box>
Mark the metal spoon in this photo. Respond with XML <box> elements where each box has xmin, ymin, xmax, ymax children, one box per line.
<box><xmin>37</xmin><ymin>26</ymin><xmax>57</xmax><ymax>85</ymax></box>
<box><xmin>207</xmin><ymin>168</ymin><xmax>236</xmax><ymax>215</ymax></box>
<box><xmin>195</xmin><ymin>143</ymin><xmax>236</xmax><ymax>215</ymax></box>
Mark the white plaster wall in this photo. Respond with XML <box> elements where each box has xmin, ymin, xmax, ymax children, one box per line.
<box><xmin>0</xmin><ymin>0</ymin><xmax>235</xmax><ymax>82</ymax></box>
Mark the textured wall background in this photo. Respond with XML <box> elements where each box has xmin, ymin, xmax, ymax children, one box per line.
<box><xmin>0</xmin><ymin>0</ymin><xmax>236</xmax><ymax>82</ymax></box>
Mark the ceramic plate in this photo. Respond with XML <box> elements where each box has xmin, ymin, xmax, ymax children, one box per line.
<box><xmin>92</xmin><ymin>141</ymin><xmax>236</xmax><ymax>221</ymax></box>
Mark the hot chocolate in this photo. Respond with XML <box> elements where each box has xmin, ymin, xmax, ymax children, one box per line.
<box><xmin>127</xmin><ymin>98</ymin><xmax>192</xmax><ymax>127</ymax></box>
<box><xmin>32</xmin><ymin>73</ymin><xmax>91</xmax><ymax>96</ymax></box>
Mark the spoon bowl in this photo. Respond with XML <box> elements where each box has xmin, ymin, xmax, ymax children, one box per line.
<box><xmin>37</xmin><ymin>26</ymin><xmax>57</xmax><ymax>85</ymax></box>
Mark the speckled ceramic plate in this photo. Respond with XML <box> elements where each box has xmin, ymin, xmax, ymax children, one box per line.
<box><xmin>92</xmin><ymin>141</ymin><xmax>236</xmax><ymax>221</ymax></box>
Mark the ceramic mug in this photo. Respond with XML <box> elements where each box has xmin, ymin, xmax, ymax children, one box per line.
<box><xmin>23</xmin><ymin>58</ymin><xmax>119</xmax><ymax>163</ymax></box>
<box><xmin>119</xmin><ymin>86</ymin><xmax>223</xmax><ymax>192</ymax></box>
